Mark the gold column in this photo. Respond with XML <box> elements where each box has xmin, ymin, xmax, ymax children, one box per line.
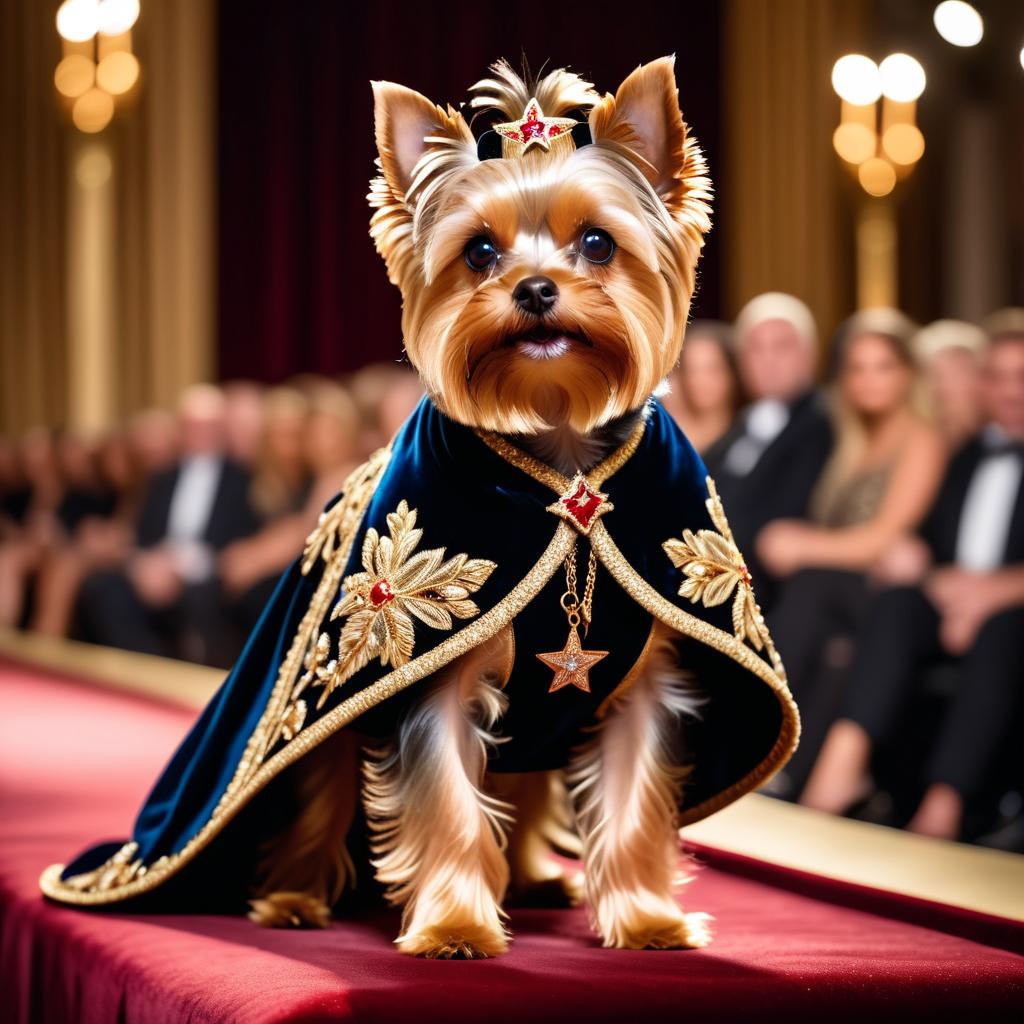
<box><xmin>721</xmin><ymin>0</ymin><xmax>871</xmax><ymax>341</ymax></box>
<box><xmin>0</xmin><ymin>1</ymin><xmax>67</xmax><ymax>434</ymax></box>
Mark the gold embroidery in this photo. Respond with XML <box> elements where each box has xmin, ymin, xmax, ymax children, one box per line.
<box><xmin>40</xmin><ymin>426</ymin><xmax>799</xmax><ymax>904</ymax></box>
<box><xmin>314</xmin><ymin>500</ymin><xmax>496</xmax><ymax>707</ymax></box>
<box><xmin>40</xmin><ymin>522</ymin><xmax>579</xmax><ymax>906</ymax></box>
<box><xmin>662</xmin><ymin>477</ymin><xmax>785</xmax><ymax>679</ymax></box>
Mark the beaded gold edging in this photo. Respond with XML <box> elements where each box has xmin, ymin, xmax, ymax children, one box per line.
<box><xmin>587</xmin><ymin>520</ymin><xmax>800</xmax><ymax>826</ymax></box>
<box><xmin>40</xmin><ymin>522</ymin><xmax>579</xmax><ymax>906</ymax></box>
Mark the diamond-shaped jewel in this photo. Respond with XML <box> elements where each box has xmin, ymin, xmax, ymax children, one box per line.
<box><xmin>546</xmin><ymin>473</ymin><xmax>613</xmax><ymax>536</ymax></box>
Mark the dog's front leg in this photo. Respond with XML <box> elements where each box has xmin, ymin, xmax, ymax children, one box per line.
<box><xmin>363</xmin><ymin>629</ymin><xmax>514</xmax><ymax>958</ymax></box>
<box><xmin>569</xmin><ymin>623</ymin><xmax>712</xmax><ymax>949</ymax></box>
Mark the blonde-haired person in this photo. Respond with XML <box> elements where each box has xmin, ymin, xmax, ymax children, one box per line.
<box><xmin>914</xmin><ymin>319</ymin><xmax>986</xmax><ymax>449</ymax></box>
<box><xmin>756</xmin><ymin>309</ymin><xmax>947</xmax><ymax>797</ymax></box>
<box><xmin>218</xmin><ymin>382</ymin><xmax>363</xmax><ymax>628</ymax></box>
<box><xmin>662</xmin><ymin>320</ymin><xmax>742</xmax><ymax>454</ymax></box>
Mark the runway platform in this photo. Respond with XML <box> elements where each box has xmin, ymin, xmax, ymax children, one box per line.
<box><xmin>1</xmin><ymin>632</ymin><xmax>1022</xmax><ymax>1022</ymax></box>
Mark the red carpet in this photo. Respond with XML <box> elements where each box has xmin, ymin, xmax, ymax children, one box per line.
<box><xmin>1</xmin><ymin>658</ymin><xmax>1022</xmax><ymax>1023</ymax></box>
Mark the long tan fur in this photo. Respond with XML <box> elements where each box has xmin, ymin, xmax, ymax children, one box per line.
<box><xmin>568</xmin><ymin>622</ymin><xmax>710</xmax><ymax>948</ymax></box>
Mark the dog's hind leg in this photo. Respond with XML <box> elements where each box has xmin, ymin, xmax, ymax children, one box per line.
<box><xmin>568</xmin><ymin>622</ymin><xmax>712</xmax><ymax>949</ymax></box>
<box><xmin>363</xmin><ymin>628</ymin><xmax>514</xmax><ymax>958</ymax></box>
<box><xmin>248</xmin><ymin>727</ymin><xmax>360</xmax><ymax>928</ymax></box>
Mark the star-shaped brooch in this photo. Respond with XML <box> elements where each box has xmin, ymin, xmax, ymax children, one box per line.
<box><xmin>493</xmin><ymin>96</ymin><xmax>578</xmax><ymax>157</ymax></box>
<box><xmin>536</xmin><ymin>626</ymin><xmax>608</xmax><ymax>694</ymax></box>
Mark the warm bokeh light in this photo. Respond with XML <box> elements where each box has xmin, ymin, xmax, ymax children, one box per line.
<box><xmin>72</xmin><ymin>87</ymin><xmax>115</xmax><ymax>133</ymax></box>
<box><xmin>833</xmin><ymin>123</ymin><xmax>876</xmax><ymax>165</ymax></box>
<box><xmin>882</xmin><ymin>124</ymin><xmax>926</xmax><ymax>165</ymax></box>
<box><xmin>933</xmin><ymin>1</ymin><xmax>984</xmax><ymax>47</ymax></box>
<box><xmin>98</xmin><ymin>0</ymin><xmax>140</xmax><ymax>36</ymax></box>
<box><xmin>879</xmin><ymin>54</ymin><xmax>926</xmax><ymax>102</ymax></box>
<box><xmin>75</xmin><ymin>146</ymin><xmax>113</xmax><ymax>188</ymax></box>
<box><xmin>56</xmin><ymin>0</ymin><xmax>100</xmax><ymax>43</ymax></box>
<box><xmin>54</xmin><ymin>54</ymin><xmax>96</xmax><ymax>99</ymax></box>
<box><xmin>831</xmin><ymin>54</ymin><xmax>881</xmax><ymax>105</ymax></box>
<box><xmin>97</xmin><ymin>51</ymin><xmax>140</xmax><ymax>95</ymax></box>
<box><xmin>1020</xmin><ymin>45</ymin><xmax>1024</xmax><ymax>72</ymax></box>
<box><xmin>858</xmin><ymin>157</ymin><xmax>897</xmax><ymax>197</ymax></box>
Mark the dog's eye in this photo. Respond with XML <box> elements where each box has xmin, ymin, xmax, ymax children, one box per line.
<box><xmin>579</xmin><ymin>228</ymin><xmax>615</xmax><ymax>265</ymax></box>
<box><xmin>464</xmin><ymin>236</ymin><xmax>499</xmax><ymax>272</ymax></box>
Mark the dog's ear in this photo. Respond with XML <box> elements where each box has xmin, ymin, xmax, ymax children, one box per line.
<box><xmin>589</xmin><ymin>56</ymin><xmax>696</xmax><ymax>208</ymax></box>
<box><xmin>371</xmin><ymin>81</ymin><xmax>473</xmax><ymax>206</ymax></box>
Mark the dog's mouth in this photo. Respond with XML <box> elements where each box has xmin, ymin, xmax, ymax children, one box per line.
<box><xmin>504</xmin><ymin>326</ymin><xmax>590</xmax><ymax>361</ymax></box>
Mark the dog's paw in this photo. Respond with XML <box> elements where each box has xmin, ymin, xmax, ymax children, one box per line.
<box><xmin>248</xmin><ymin>891</ymin><xmax>332</xmax><ymax>929</ymax></box>
<box><xmin>396</xmin><ymin>924</ymin><xmax>509</xmax><ymax>959</ymax></box>
<box><xmin>600</xmin><ymin>907</ymin><xmax>714</xmax><ymax>950</ymax></box>
<box><xmin>641</xmin><ymin>911</ymin><xmax>714</xmax><ymax>950</ymax></box>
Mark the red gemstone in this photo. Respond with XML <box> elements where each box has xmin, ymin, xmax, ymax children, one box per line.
<box><xmin>562</xmin><ymin>480</ymin><xmax>604</xmax><ymax>528</ymax></box>
<box><xmin>369</xmin><ymin>579</ymin><xmax>395</xmax><ymax>607</ymax></box>
<box><xmin>549</xmin><ymin>125</ymin><xmax>562</xmax><ymax>136</ymax></box>
<box><xmin>521</xmin><ymin>118</ymin><xmax>545</xmax><ymax>140</ymax></box>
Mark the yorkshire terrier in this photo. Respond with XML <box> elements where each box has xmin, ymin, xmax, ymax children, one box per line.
<box><xmin>249</xmin><ymin>56</ymin><xmax>714</xmax><ymax>958</ymax></box>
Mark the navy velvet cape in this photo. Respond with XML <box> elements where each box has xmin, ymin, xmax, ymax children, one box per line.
<box><xmin>41</xmin><ymin>397</ymin><xmax>798</xmax><ymax>912</ymax></box>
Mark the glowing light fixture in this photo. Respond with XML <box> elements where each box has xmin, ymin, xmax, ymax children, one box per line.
<box><xmin>72</xmin><ymin>87</ymin><xmax>115</xmax><ymax>133</ymax></box>
<box><xmin>879</xmin><ymin>54</ymin><xmax>926</xmax><ymax>102</ymax></box>
<box><xmin>56</xmin><ymin>0</ymin><xmax>101</xmax><ymax>43</ymax></box>
<box><xmin>858</xmin><ymin>157</ymin><xmax>897</xmax><ymax>198</ymax></box>
<box><xmin>933</xmin><ymin>2</ymin><xmax>984</xmax><ymax>47</ymax></box>
<box><xmin>98</xmin><ymin>0</ymin><xmax>140</xmax><ymax>36</ymax></box>
<box><xmin>882</xmin><ymin>124</ymin><xmax>926</xmax><ymax>165</ymax></box>
<box><xmin>54</xmin><ymin>54</ymin><xmax>96</xmax><ymax>98</ymax></box>
<box><xmin>97</xmin><ymin>51</ymin><xmax>140</xmax><ymax>94</ymax></box>
<box><xmin>833</xmin><ymin>123</ymin><xmax>876</xmax><ymax>165</ymax></box>
<box><xmin>832</xmin><ymin>54</ymin><xmax>881</xmax><ymax>105</ymax></box>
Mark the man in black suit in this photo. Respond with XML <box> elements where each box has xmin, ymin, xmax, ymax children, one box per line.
<box><xmin>78</xmin><ymin>385</ymin><xmax>262</xmax><ymax>667</ymax></box>
<box><xmin>704</xmin><ymin>293</ymin><xmax>833</xmax><ymax>603</ymax></box>
<box><xmin>802</xmin><ymin>324</ymin><xmax>1024</xmax><ymax>840</ymax></box>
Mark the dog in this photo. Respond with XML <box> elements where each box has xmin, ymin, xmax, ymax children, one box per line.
<box><xmin>248</xmin><ymin>56</ymin><xmax>714</xmax><ymax>958</ymax></box>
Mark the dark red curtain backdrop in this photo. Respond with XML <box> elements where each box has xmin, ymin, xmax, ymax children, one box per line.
<box><xmin>216</xmin><ymin>0</ymin><xmax>722</xmax><ymax>382</ymax></box>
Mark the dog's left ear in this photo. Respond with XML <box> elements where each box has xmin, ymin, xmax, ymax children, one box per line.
<box><xmin>589</xmin><ymin>56</ymin><xmax>692</xmax><ymax>206</ymax></box>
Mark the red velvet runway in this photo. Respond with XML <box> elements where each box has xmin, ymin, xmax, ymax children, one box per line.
<box><xmin>2</xmin><ymin>658</ymin><xmax>1022</xmax><ymax>1023</ymax></box>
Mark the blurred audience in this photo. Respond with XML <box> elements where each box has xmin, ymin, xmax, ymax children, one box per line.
<box><xmin>803</xmin><ymin>317</ymin><xmax>1024</xmax><ymax>843</ymax></box>
<box><xmin>759</xmin><ymin>309</ymin><xmax>946</xmax><ymax>796</ymax></box>
<box><xmin>914</xmin><ymin>319</ymin><xmax>987</xmax><ymax>449</ymax></box>
<box><xmin>76</xmin><ymin>384</ymin><xmax>262</xmax><ymax>667</ymax></box>
<box><xmin>2</xmin><ymin>333</ymin><xmax>1019</xmax><ymax>848</ymax></box>
<box><xmin>663</xmin><ymin>320</ymin><xmax>742</xmax><ymax>453</ymax></box>
<box><xmin>703</xmin><ymin>293</ymin><xmax>833</xmax><ymax>603</ymax></box>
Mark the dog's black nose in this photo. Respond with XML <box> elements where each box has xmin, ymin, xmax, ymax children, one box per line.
<box><xmin>513</xmin><ymin>275</ymin><xmax>559</xmax><ymax>315</ymax></box>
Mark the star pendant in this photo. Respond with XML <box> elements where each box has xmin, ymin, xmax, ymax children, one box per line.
<box><xmin>537</xmin><ymin>626</ymin><xmax>608</xmax><ymax>694</ymax></box>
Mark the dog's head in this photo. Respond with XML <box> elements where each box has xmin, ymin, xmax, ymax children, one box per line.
<box><xmin>369</xmin><ymin>58</ymin><xmax>712</xmax><ymax>435</ymax></box>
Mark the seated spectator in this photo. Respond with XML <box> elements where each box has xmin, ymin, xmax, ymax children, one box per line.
<box><xmin>757</xmin><ymin>309</ymin><xmax>946</xmax><ymax>796</ymax></box>
<box><xmin>218</xmin><ymin>382</ymin><xmax>363</xmax><ymax>628</ymax></box>
<box><xmin>802</xmin><ymin>321</ymin><xmax>1024</xmax><ymax>840</ymax></box>
<box><xmin>77</xmin><ymin>384</ymin><xmax>261</xmax><ymax>667</ymax></box>
<box><xmin>247</xmin><ymin>386</ymin><xmax>312</xmax><ymax>521</ymax></box>
<box><xmin>222</xmin><ymin>380</ymin><xmax>266</xmax><ymax>470</ymax></box>
<box><xmin>914</xmin><ymin>319</ymin><xmax>986</xmax><ymax>450</ymax></box>
<box><xmin>662</xmin><ymin>320</ymin><xmax>742</xmax><ymax>454</ymax></box>
<box><xmin>0</xmin><ymin>428</ymin><xmax>63</xmax><ymax>627</ymax></box>
<box><xmin>30</xmin><ymin>429</ymin><xmax>141</xmax><ymax>638</ymax></box>
<box><xmin>703</xmin><ymin>293</ymin><xmax>833</xmax><ymax>603</ymax></box>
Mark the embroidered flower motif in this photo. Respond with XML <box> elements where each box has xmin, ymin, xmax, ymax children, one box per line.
<box><xmin>662</xmin><ymin>477</ymin><xmax>777</xmax><ymax>662</ymax></box>
<box><xmin>280</xmin><ymin>700</ymin><xmax>307</xmax><ymax>742</ymax></box>
<box><xmin>311</xmin><ymin>500</ymin><xmax>496</xmax><ymax>708</ymax></box>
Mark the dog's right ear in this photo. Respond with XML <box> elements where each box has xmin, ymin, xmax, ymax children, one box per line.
<box><xmin>371</xmin><ymin>81</ymin><xmax>473</xmax><ymax>207</ymax></box>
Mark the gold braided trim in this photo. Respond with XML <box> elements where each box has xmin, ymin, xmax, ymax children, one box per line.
<box><xmin>475</xmin><ymin>411</ymin><xmax>647</xmax><ymax>494</ymax></box>
<box><xmin>588</xmin><ymin>520</ymin><xmax>800</xmax><ymax>826</ymax></box>
<box><xmin>40</xmin><ymin>522</ymin><xmax>579</xmax><ymax>906</ymax></box>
